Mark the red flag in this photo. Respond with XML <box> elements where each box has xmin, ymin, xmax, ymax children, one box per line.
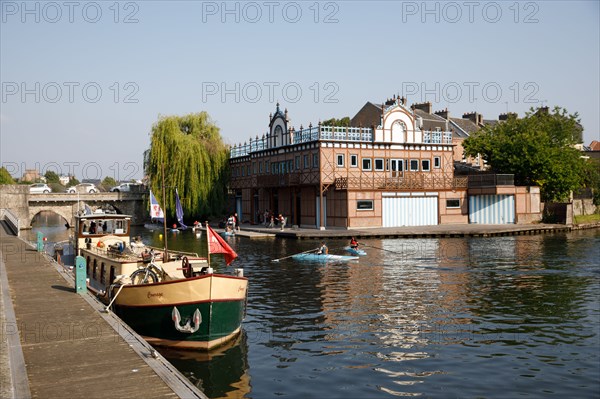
<box><xmin>206</xmin><ymin>225</ymin><xmax>238</xmax><ymax>265</ymax></box>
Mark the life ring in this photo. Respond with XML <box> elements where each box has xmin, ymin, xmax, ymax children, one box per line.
<box><xmin>182</xmin><ymin>256</ymin><xmax>192</xmax><ymax>278</ymax></box>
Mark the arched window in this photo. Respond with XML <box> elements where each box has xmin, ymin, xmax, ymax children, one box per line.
<box><xmin>391</xmin><ymin>120</ymin><xmax>407</xmax><ymax>143</ymax></box>
<box><xmin>273</xmin><ymin>125</ymin><xmax>282</xmax><ymax>147</ymax></box>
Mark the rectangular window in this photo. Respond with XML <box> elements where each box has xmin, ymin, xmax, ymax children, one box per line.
<box><xmin>422</xmin><ymin>159</ymin><xmax>430</xmax><ymax>171</ymax></box>
<box><xmin>362</xmin><ymin>158</ymin><xmax>372</xmax><ymax>171</ymax></box>
<box><xmin>265</xmin><ymin>161</ymin><xmax>270</xmax><ymax>174</ymax></box>
<box><xmin>357</xmin><ymin>200</ymin><xmax>374</xmax><ymax>210</ymax></box>
<box><xmin>295</xmin><ymin>156</ymin><xmax>300</xmax><ymax>170</ymax></box>
<box><xmin>375</xmin><ymin>158</ymin><xmax>384</xmax><ymax>171</ymax></box>
<box><xmin>313</xmin><ymin>154</ymin><xmax>319</xmax><ymax>168</ymax></box>
<box><xmin>410</xmin><ymin>159</ymin><xmax>419</xmax><ymax>171</ymax></box>
<box><xmin>434</xmin><ymin>156</ymin><xmax>441</xmax><ymax>168</ymax></box>
<box><xmin>350</xmin><ymin>154</ymin><xmax>358</xmax><ymax>167</ymax></box>
<box><xmin>252</xmin><ymin>162</ymin><xmax>257</xmax><ymax>174</ymax></box>
<box><xmin>304</xmin><ymin>155</ymin><xmax>309</xmax><ymax>169</ymax></box>
<box><xmin>446</xmin><ymin>199</ymin><xmax>460</xmax><ymax>208</ymax></box>
<box><xmin>259</xmin><ymin>161</ymin><xmax>263</xmax><ymax>173</ymax></box>
<box><xmin>336</xmin><ymin>154</ymin><xmax>344</xmax><ymax>167</ymax></box>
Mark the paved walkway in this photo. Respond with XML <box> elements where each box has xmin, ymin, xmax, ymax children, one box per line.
<box><xmin>0</xmin><ymin>222</ymin><xmax>206</xmax><ymax>399</ymax></box>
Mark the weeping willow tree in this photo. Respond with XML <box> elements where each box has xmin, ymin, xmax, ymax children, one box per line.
<box><xmin>146</xmin><ymin>112</ymin><xmax>230</xmax><ymax>220</ymax></box>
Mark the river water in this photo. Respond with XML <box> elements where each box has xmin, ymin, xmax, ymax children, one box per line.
<box><xmin>27</xmin><ymin>213</ymin><xmax>600</xmax><ymax>398</ymax></box>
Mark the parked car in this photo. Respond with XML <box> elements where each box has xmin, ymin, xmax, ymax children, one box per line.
<box><xmin>110</xmin><ymin>182</ymin><xmax>140</xmax><ymax>192</ymax></box>
<box><xmin>67</xmin><ymin>183</ymin><xmax>98</xmax><ymax>194</ymax></box>
<box><xmin>29</xmin><ymin>183</ymin><xmax>52</xmax><ymax>194</ymax></box>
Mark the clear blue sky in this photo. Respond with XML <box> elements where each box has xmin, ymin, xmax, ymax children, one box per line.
<box><xmin>1</xmin><ymin>0</ymin><xmax>599</xmax><ymax>180</ymax></box>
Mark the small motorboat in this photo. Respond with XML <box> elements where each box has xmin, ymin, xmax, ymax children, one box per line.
<box><xmin>292</xmin><ymin>253</ymin><xmax>359</xmax><ymax>262</ymax></box>
<box><xmin>344</xmin><ymin>246</ymin><xmax>366</xmax><ymax>256</ymax></box>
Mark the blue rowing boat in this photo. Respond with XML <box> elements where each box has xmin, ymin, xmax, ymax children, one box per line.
<box><xmin>292</xmin><ymin>253</ymin><xmax>359</xmax><ymax>262</ymax></box>
<box><xmin>344</xmin><ymin>246</ymin><xmax>366</xmax><ymax>256</ymax></box>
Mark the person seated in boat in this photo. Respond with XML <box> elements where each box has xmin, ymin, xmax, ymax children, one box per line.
<box><xmin>350</xmin><ymin>237</ymin><xmax>359</xmax><ymax>249</ymax></box>
<box><xmin>318</xmin><ymin>242</ymin><xmax>328</xmax><ymax>255</ymax></box>
<box><xmin>227</xmin><ymin>214</ymin><xmax>235</xmax><ymax>230</ymax></box>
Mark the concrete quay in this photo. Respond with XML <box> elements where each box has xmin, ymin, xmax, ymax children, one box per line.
<box><xmin>228</xmin><ymin>221</ymin><xmax>600</xmax><ymax>240</ymax></box>
<box><xmin>0</xmin><ymin>222</ymin><xmax>207</xmax><ymax>399</ymax></box>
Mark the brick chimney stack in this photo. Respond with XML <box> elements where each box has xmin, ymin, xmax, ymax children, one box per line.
<box><xmin>411</xmin><ymin>101</ymin><xmax>432</xmax><ymax>114</ymax></box>
<box><xmin>434</xmin><ymin>108</ymin><xmax>450</xmax><ymax>120</ymax></box>
<box><xmin>462</xmin><ymin>112</ymin><xmax>483</xmax><ymax>126</ymax></box>
<box><xmin>499</xmin><ymin>112</ymin><xmax>518</xmax><ymax>121</ymax></box>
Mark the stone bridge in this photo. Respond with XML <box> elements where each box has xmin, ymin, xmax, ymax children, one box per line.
<box><xmin>0</xmin><ymin>185</ymin><xmax>147</xmax><ymax>228</ymax></box>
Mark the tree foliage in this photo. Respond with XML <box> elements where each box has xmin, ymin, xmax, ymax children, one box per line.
<box><xmin>44</xmin><ymin>170</ymin><xmax>60</xmax><ymax>183</ymax></box>
<box><xmin>0</xmin><ymin>167</ymin><xmax>15</xmax><ymax>184</ymax></box>
<box><xmin>146</xmin><ymin>112</ymin><xmax>230</xmax><ymax>219</ymax></box>
<box><xmin>463</xmin><ymin>106</ymin><xmax>587</xmax><ymax>202</ymax></box>
<box><xmin>67</xmin><ymin>177</ymin><xmax>80</xmax><ymax>187</ymax></box>
<box><xmin>102</xmin><ymin>176</ymin><xmax>118</xmax><ymax>188</ymax></box>
<box><xmin>321</xmin><ymin>117</ymin><xmax>351</xmax><ymax>127</ymax></box>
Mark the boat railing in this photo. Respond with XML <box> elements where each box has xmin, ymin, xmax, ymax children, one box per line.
<box><xmin>146</xmin><ymin>245</ymin><xmax>200</xmax><ymax>259</ymax></box>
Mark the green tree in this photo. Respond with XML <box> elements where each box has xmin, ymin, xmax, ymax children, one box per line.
<box><xmin>321</xmin><ymin>117</ymin><xmax>350</xmax><ymax>127</ymax></box>
<box><xmin>102</xmin><ymin>176</ymin><xmax>118</xmax><ymax>188</ymax></box>
<box><xmin>67</xmin><ymin>176</ymin><xmax>80</xmax><ymax>187</ymax></box>
<box><xmin>146</xmin><ymin>112</ymin><xmax>230</xmax><ymax>219</ymax></box>
<box><xmin>463</xmin><ymin>106</ymin><xmax>587</xmax><ymax>202</ymax></box>
<box><xmin>0</xmin><ymin>167</ymin><xmax>15</xmax><ymax>184</ymax></box>
<box><xmin>44</xmin><ymin>170</ymin><xmax>60</xmax><ymax>183</ymax></box>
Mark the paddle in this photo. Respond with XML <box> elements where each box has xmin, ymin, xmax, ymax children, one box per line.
<box><xmin>272</xmin><ymin>248</ymin><xmax>320</xmax><ymax>262</ymax></box>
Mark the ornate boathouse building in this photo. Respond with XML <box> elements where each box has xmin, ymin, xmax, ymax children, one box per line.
<box><xmin>228</xmin><ymin>98</ymin><xmax>540</xmax><ymax>229</ymax></box>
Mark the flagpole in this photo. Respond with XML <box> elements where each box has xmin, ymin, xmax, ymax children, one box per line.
<box><xmin>162</xmin><ymin>163</ymin><xmax>169</xmax><ymax>262</ymax></box>
<box><xmin>205</xmin><ymin>220</ymin><xmax>210</xmax><ymax>268</ymax></box>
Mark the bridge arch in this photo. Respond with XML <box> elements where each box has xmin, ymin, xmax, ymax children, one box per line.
<box><xmin>29</xmin><ymin>208</ymin><xmax>73</xmax><ymax>228</ymax></box>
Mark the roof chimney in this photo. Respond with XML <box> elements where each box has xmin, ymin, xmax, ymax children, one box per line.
<box><xmin>499</xmin><ymin>112</ymin><xmax>518</xmax><ymax>121</ymax></box>
<box><xmin>411</xmin><ymin>101</ymin><xmax>432</xmax><ymax>114</ymax></box>
<box><xmin>434</xmin><ymin>108</ymin><xmax>449</xmax><ymax>120</ymax></box>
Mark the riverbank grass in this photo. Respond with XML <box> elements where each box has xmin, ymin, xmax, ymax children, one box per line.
<box><xmin>574</xmin><ymin>214</ymin><xmax>600</xmax><ymax>224</ymax></box>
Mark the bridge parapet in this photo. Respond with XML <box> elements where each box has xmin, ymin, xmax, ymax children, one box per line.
<box><xmin>0</xmin><ymin>185</ymin><xmax>147</xmax><ymax>228</ymax></box>
<box><xmin>28</xmin><ymin>192</ymin><xmax>144</xmax><ymax>202</ymax></box>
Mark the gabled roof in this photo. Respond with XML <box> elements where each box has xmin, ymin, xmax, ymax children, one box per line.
<box><xmin>449</xmin><ymin>118</ymin><xmax>479</xmax><ymax>135</ymax></box>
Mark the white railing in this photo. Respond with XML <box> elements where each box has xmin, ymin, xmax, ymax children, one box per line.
<box><xmin>230</xmin><ymin>126</ymin><xmax>451</xmax><ymax>158</ymax></box>
<box><xmin>0</xmin><ymin>208</ymin><xmax>20</xmax><ymax>236</ymax></box>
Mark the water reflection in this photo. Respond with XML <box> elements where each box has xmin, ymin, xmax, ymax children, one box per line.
<box><xmin>160</xmin><ymin>332</ymin><xmax>251</xmax><ymax>399</ymax></box>
<box><xmin>27</xmin><ymin>214</ymin><xmax>600</xmax><ymax>398</ymax></box>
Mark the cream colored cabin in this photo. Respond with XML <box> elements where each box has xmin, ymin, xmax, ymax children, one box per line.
<box><xmin>75</xmin><ymin>213</ymin><xmax>207</xmax><ymax>294</ymax></box>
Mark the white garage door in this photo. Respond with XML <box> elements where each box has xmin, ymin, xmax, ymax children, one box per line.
<box><xmin>469</xmin><ymin>195</ymin><xmax>515</xmax><ymax>224</ymax></box>
<box><xmin>382</xmin><ymin>196</ymin><xmax>438</xmax><ymax>227</ymax></box>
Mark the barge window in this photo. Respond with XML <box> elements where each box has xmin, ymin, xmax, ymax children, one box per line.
<box><xmin>336</xmin><ymin>154</ymin><xmax>344</xmax><ymax>167</ymax></box>
<box><xmin>374</xmin><ymin>158</ymin><xmax>384</xmax><ymax>171</ymax></box>
<box><xmin>350</xmin><ymin>154</ymin><xmax>358</xmax><ymax>167</ymax></box>
<box><xmin>100</xmin><ymin>263</ymin><xmax>105</xmax><ymax>284</ymax></box>
<box><xmin>434</xmin><ymin>156</ymin><xmax>441</xmax><ymax>168</ymax></box>
<box><xmin>109</xmin><ymin>266</ymin><xmax>116</xmax><ymax>284</ymax></box>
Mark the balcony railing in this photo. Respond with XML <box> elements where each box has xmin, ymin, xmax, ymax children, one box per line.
<box><xmin>467</xmin><ymin>174</ymin><xmax>514</xmax><ymax>188</ymax></box>
<box><xmin>335</xmin><ymin>175</ymin><xmax>467</xmax><ymax>191</ymax></box>
<box><xmin>230</xmin><ymin>125</ymin><xmax>453</xmax><ymax>158</ymax></box>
